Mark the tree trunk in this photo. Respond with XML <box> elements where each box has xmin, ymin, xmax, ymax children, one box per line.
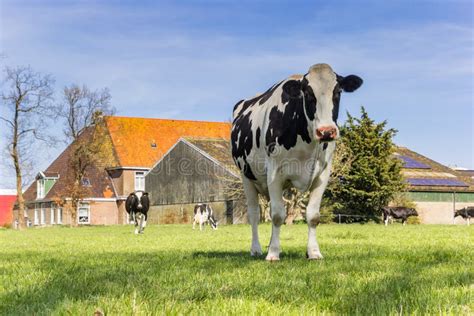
<box><xmin>69</xmin><ymin>198</ymin><xmax>78</xmax><ymax>227</ymax></box>
<box><xmin>12</xmin><ymin>116</ymin><xmax>25</xmax><ymax>229</ymax></box>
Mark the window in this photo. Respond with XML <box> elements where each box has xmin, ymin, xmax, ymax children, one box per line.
<box><xmin>37</xmin><ymin>179</ymin><xmax>45</xmax><ymax>199</ymax></box>
<box><xmin>40</xmin><ymin>204</ymin><xmax>46</xmax><ymax>225</ymax></box>
<box><xmin>57</xmin><ymin>208</ymin><xmax>63</xmax><ymax>224</ymax></box>
<box><xmin>135</xmin><ymin>172</ymin><xmax>145</xmax><ymax>191</ymax></box>
<box><xmin>78</xmin><ymin>203</ymin><xmax>90</xmax><ymax>224</ymax></box>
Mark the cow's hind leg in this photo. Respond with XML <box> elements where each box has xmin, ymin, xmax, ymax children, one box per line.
<box><xmin>242</xmin><ymin>177</ymin><xmax>262</xmax><ymax>256</ymax></box>
<box><xmin>305</xmin><ymin>167</ymin><xmax>331</xmax><ymax>260</ymax></box>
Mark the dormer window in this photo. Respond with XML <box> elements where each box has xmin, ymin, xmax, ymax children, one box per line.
<box><xmin>37</xmin><ymin>179</ymin><xmax>45</xmax><ymax>199</ymax></box>
<box><xmin>81</xmin><ymin>178</ymin><xmax>91</xmax><ymax>186</ymax></box>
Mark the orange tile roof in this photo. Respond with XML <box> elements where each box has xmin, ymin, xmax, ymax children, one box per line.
<box><xmin>105</xmin><ymin>116</ymin><xmax>231</xmax><ymax>168</ymax></box>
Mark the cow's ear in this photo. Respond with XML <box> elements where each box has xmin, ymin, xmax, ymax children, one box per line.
<box><xmin>337</xmin><ymin>74</ymin><xmax>363</xmax><ymax>92</ymax></box>
<box><xmin>282</xmin><ymin>80</ymin><xmax>303</xmax><ymax>98</ymax></box>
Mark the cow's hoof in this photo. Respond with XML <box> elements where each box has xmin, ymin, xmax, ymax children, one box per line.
<box><xmin>265</xmin><ymin>253</ymin><xmax>280</xmax><ymax>261</ymax></box>
<box><xmin>250</xmin><ymin>244</ymin><xmax>263</xmax><ymax>256</ymax></box>
<box><xmin>306</xmin><ymin>251</ymin><xmax>323</xmax><ymax>260</ymax></box>
<box><xmin>250</xmin><ymin>249</ymin><xmax>263</xmax><ymax>256</ymax></box>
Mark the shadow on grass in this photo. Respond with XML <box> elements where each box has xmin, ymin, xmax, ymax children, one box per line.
<box><xmin>1</xmin><ymin>246</ymin><xmax>472</xmax><ymax>314</ymax></box>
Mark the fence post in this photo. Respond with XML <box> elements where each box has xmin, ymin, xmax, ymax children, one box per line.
<box><xmin>338</xmin><ymin>214</ymin><xmax>341</xmax><ymax>224</ymax></box>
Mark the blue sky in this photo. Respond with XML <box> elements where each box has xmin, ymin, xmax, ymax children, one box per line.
<box><xmin>0</xmin><ymin>0</ymin><xmax>473</xmax><ymax>188</ymax></box>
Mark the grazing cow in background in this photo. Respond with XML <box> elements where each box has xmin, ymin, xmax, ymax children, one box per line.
<box><xmin>231</xmin><ymin>63</ymin><xmax>363</xmax><ymax>260</ymax></box>
<box><xmin>454</xmin><ymin>206</ymin><xmax>474</xmax><ymax>226</ymax></box>
<box><xmin>125</xmin><ymin>191</ymin><xmax>150</xmax><ymax>234</ymax></box>
<box><xmin>193</xmin><ymin>203</ymin><xmax>218</xmax><ymax>231</ymax></box>
<box><xmin>382</xmin><ymin>206</ymin><xmax>418</xmax><ymax>226</ymax></box>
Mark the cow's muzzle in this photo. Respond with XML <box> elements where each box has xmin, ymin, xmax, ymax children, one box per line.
<box><xmin>316</xmin><ymin>126</ymin><xmax>337</xmax><ymax>142</ymax></box>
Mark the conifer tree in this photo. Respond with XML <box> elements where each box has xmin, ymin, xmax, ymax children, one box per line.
<box><xmin>326</xmin><ymin>107</ymin><xmax>405</xmax><ymax>221</ymax></box>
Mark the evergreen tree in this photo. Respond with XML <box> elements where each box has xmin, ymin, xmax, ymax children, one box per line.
<box><xmin>326</xmin><ymin>107</ymin><xmax>405</xmax><ymax>221</ymax></box>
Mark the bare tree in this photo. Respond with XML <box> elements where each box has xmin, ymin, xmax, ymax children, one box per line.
<box><xmin>1</xmin><ymin>66</ymin><xmax>55</xmax><ymax>229</ymax></box>
<box><xmin>55</xmin><ymin>84</ymin><xmax>114</xmax><ymax>142</ymax></box>
<box><xmin>53</xmin><ymin>84</ymin><xmax>115</xmax><ymax>226</ymax></box>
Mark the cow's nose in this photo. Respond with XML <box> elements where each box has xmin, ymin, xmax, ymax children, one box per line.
<box><xmin>316</xmin><ymin>126</ymin><xmax>337</xmax><ymax>141</ymax></box>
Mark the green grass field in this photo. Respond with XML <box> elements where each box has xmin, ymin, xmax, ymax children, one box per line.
<box><xmin>1</xmin><ymin>223</ymin><xmax>472</xmax><ymax>315</ymax></box>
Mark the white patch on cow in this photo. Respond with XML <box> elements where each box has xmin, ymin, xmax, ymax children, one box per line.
<box><xmin>306</xmin><ymin>64</ymin><xmax>339</xmax><ymax>135</ymax></box>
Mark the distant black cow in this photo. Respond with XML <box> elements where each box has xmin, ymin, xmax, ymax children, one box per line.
<box><xmin>193</xmin><ymin>203</ymin><xmax>218</xmax><ymax>231</ymax></box>
<box><xmin>454</xmin><ymin>206</ymin><xmax>474</xmax><ymax>226</ymax></box>
<box><xmin>125</xmin><ymin>191</ymin><xmax>150</xmax><ymax>234</ymax></box>
<box><xmin>382</xmin><ymin>206</ymin><xmax>418</xmax><ymax>226</ymax></box>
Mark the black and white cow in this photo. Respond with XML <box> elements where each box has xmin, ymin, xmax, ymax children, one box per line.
<box><xmin>454</xmin><ymin>206</ymin><xmax>474</xmax><ymax>226</ymax></box>
<box><xmin>125</xmin><ymin>191</ymin><xmax>150</xmax><ymax>234</ymax></box>
<box><xmin>382</xmin><ymin>206</ymin><xmax>418</xmax><ymax>226</ymax></box>
<box><xmin>193</xmin><ymin>203</ymin><xmax>218</xmax><ymax>231</ymax></box>
<box><xmin>231</xmin><ymin>63</ymin><xmax>363</xmax><ymax>260</ymax></box>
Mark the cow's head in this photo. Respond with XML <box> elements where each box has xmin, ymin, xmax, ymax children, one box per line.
<box><xmin>135</xmin><ymin>191</ymin><xmax>144</xmax><ymax>210</ymax></box>
<box><xmin>206</xmin><ymin>205</ymin><xmax>218</xmax><ymax>230</ymax></box>
<box><xmin>282</xmin><ymin>63</ymin><xmax>363</xmax><ymax>142</ymax></box>
<box><xmin>454</xmin><ymin>208</ymin><xmax>465</xmax><ymax>217</ymax></box>
<box><xmin>407</xmin><ymin>208</ymin><xmax>419</xmax><ymax>217</ymax></box>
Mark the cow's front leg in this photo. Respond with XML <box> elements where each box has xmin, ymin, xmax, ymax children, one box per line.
<box><xmin>139</xmin><ymin>214</ymin><xmax>147</xmax><ymax>234</ymax></box>
<box><xmin>242</xmin><ymin>177</ymin><xmax>262</xmax><ymax>256</ymax></box>
<box><xmin>305</xmin><ymin>167</ymin><xmax>331</xmax><ymax>260</ymax></box>
<box><xmin>267</xmin><ymin>180</ymin><xmax>285</xmax><ymax>261</ymax></box>
<box><xmin>134</xmin><ymin>215</ymin><xmax>139</xmax><ymax>235</ymax></box>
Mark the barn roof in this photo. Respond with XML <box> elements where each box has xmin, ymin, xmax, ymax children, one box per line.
<box><xmin>105</xmin><ymin>116</ymin><xmax>231</xmax><ymax>168</ymax></box>
<box><xmin>395</xmin><ymin>147</ymin><xmax>474</xmax><ymax>192</ymax></box>
<box><xmin>182</xmin><ymin>137</ymin><xmax>238</xmax><ymax>175</ymax></box>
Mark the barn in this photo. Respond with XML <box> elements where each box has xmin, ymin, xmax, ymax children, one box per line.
<box><xmin>145</xmin><ymin>137</ymin><xmax>244</xmax><ymax>225</ymax></box>
<box><xmin>395</xmin><ymin>147</ymin><xmax>474</xmax><ymax>224</ymax></box>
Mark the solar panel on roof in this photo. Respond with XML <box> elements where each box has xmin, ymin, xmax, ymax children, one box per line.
<box><xmin>406</xmin><ymin>178</ymin><xmax>468</xmax><ymax>187</ymax></box>
<box><xmin>397</xmin><ymin>155</ymin><xmax>431</xmax><ymax>169</ymax></box>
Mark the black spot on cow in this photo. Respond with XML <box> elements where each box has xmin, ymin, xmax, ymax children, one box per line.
<box><xmin>231</xmin><ymin>111</ymin><xmax>253</xmax><ymax>159</ymax></box>
<box><xmin>233</xmin><ymin>99</ymin><xmax>244</xmax><ymax>113</ymax></box>
<box><xmin>259</xmin><ymin>81</ymin><xmax>283</xmax><ymax>105</ymax></box>
<box><xmin>332</xmin><ymin>83</ymin><xmax>341</xmax><ymax>123</ymax></box>
<box><xmin>323</xmin><ymin>143</ymin><xmax>328</xmax><ymax>150</ymax></box>
<box><xmin>231</xmin><ymin>108</ymin><xmax>256</xmax><ymax>180</ymax></box>
<box><xmin>243</xmin><ymin>160</ymin><xmax>257</xmax><ymax>180</ymax></box>
<box><xmin>233</xmin><ymin>81</ymin><xmax>284</xmax><ymax>119</ymax></box>
<box><xmin>302</xmin><ymin>77</ymin><xmax>316</xmax><ymax>120</ymax></box>
<box><xmin>255</xmin><ymin>127</ymin><xmax>261</xmax><ymax>148</ymax></box>
<box><xmin>264</xmin><ymin>79</ymin><xmax>316</xmax><ymax>152</ymax></box>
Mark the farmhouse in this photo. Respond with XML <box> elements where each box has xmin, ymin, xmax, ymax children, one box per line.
<box><xmin>145</xmin><ymin>137</ymin><xmax>243</xmax><ymax>224</ymax></box>
<box><xmin>18</xmin><ymin>116</ymin><xmax>230</xmax><ymax>226</ymax></box>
